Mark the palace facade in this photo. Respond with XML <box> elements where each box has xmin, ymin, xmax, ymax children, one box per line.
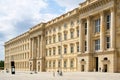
<box><xmin>4</xmin><ymin>0</ymin><xmax>120</xmax><ymax>73</ymax></box>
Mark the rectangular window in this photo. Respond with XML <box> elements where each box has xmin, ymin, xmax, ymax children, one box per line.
<box><xmin>58</xmin><ymin>46</ymin><xmax>61</xmax><ymax>55</ymax></box>
<box><xmin>95</xmin><ymin>19</ymin><xmax>100</xmax><ymax>33</ymax></box>
<box><xmin>64</xmin><ymin>33</ymin><xmax>67</xmax><ymax>40</ymax></box>
<box><xmin>70</xmin><ymin>60</ymin><xmax>74</xmax><ymax>68</ymax></box>
<box><xmin>49</xmin><ymin>61</ymin><xmax>51</xmax><ymax>68</ymax></box>
<box><xmin>85</xmin><ymin>41</ymin><xmax>87</xmax><ymax>51</ymax></box>
<box><xmin>77</xmin><ymin>44</ymin><xmax>79</xmax><ymax>52</ymax></box>
<box><xmin>53</xmin><ymin>48</ymin><xmax>56</xmax><ymax>55</ymax></box>
<box><xmin>77</xmin><ymin>19</ymin><xmax>80</xmax><ymax>25</ymax></box>
<box><xmin>77</xmin><ymin>29</ymin><xmax>79</xmax><ymax>37</ymax></box>
<box><xmin>58</xmin><ymin>35</ymin><xmax>61</xmax><ymax>42</ymax></box>
<box><xmin>53</xmin><ymin>61</ymin><xmax>55</xmax><ymax>68</ymax></box>
<box><xmin>58</xmin><ymin>61</ymin><xmax>61</xmax><ymax>68</ymax></box>
<box><xmin>71</xmin><ymin>31</ymin><xmax>74</xmax><ymax>39</ymax></box>
<box><xmin>106</xmin><ymin>15</ymin><xmax>111</xmax><ymax>30</ymax></box>
<box><xmin>70</xmin><ymin>45</ymin><xmax>74</xmax><ymax>53</ymax></box>
<box><xmin>53</xmin><ymin>36</ymin><xmax>56</xmax><ymax>43</ymax></box>
<box><xmin>49</xmin><ymin>37</ymin><xmax>51</xmax><ymax>44</ymax></box>
<box><xmin>46</xmin><ymin>39</ymin><xmax>48</xmax><ymax>44</ymax></box>
<box><xmin>64</xmin><ymin>61</ymin><xmax>67</xmax><ymax>68</ymax></box>
<box><xmin>64</xmin><ymin>47</ymin><xmax>67</xmax><ymax>54</ymax></box>
<box><xmin>106</xmin><ymin>37</ymin><xmax>110</xmax><ymax>49</ymax></box>
<box><xmin>46</xmin><ymin>49</ymin><xmax>48</xmax><ymax>56</ymax></box>
<box><xmin>64</xmin><ymin>23</ymin><xmax>67</xmax><ymax>29</ymax></box>
<box><xmin>95</xmin><ymin>39</ymin><xmax>100</xmax><ymax>51</ymax></box>
<box><xmin>49</xmin><ymin>49</ymin><xmax>51</xmax><ymax>56</ymax></box>
<box><xmin>85</xmin><ymin>23</ymin><xmax>87</xmax><ymax>35</ymax></box>
<box><xmin>71</xmin><ymin>21</ymin><xmax>74</xmax><ymax>27</ymax></box>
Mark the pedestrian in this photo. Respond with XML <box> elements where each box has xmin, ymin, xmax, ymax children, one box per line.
<box><xmin>57</xmin><ymin>70</ymin><xmax>59</xmax><ymax>75</ymax></box>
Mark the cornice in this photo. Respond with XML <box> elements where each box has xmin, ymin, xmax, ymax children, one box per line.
<box><xmin>79</xmin><ymin>0</ymin><xmax>113</xmax><ymax>14</ymax></box>
<box><xmin>46</xmin><ymin>8</ymin><xmax>79</xmax><ymax>28</ymax></box>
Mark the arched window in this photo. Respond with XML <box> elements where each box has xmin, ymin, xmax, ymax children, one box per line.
<box><xmin>104</xmin><ymin>57</ymin><xmax>108</xmax><ymax>60</ymax></box>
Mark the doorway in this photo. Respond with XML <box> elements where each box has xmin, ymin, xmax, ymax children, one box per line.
<box><xmin>103</xmin><ymin>64</ymin><xmax>107</xmax><ymax>72</ymax></box>
<box><xmin>95</xmin><ymin>57</ymin><xmax>98</xmax><ymax>72</ymax></box>
<box><xmin>38</xmin><ymin>65</ymin><xmax>40</xmax><ymax>72</ymax></box>
<box><xmin>81</xmin><ymin>65</ymin><xmax>84</xmax><ymax>72</ymax></box>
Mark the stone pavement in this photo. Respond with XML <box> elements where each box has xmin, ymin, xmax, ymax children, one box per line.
<box><xmin>0</xmin><ymin>71</ymin><xmax>120</xmax><ymax>80</ymax></box>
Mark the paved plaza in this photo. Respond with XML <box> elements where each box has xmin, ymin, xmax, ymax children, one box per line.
<box><xmin>0</xmin><ymin>71</ymin><xmax>120</xmax><ymax>80</ymax></box>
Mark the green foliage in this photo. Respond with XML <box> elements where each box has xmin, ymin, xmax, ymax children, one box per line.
<box><xmin>0</xmin><ymin>60</ymin><xmax>4</xmax><ymax>67</ymax></box>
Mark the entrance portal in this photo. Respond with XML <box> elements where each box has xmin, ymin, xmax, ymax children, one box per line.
<box><xmin>104</xmin><ymin>64</ymin><xmax>107</xmax><ymax>72</ymax></box>
<box><xmin>95</xmin><ymin>57</ymin><xmax>98</xmax><ymax>72</ymax></box>
<box><xmin>81</xmin><ymin>65</ymin><xmax>84</xmax><ymax>72</ymax></box>
<box><xmin>38</xmin><ymin>65</ymin><xmax>40</xmax><ymax>72</ymax></box>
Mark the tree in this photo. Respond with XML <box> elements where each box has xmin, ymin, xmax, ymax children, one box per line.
<box><xmin>0</xmin><ymin>60</ymin><xmax>4</xmax><ymax>67</ymax></box>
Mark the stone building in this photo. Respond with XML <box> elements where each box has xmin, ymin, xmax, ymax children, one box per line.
<box><xmin>4</xmin><ymin>0</ymin><xmax>120</xmax><ymax>73</ymax></box>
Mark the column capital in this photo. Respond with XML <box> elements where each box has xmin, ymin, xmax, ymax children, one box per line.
<box><xmin>110</xmin><ymin>7</ymin><xmax>115</xmax><ymax>12</ymax></box>
<box><xmin>100</xmin><ymin>11</ymin><xmax>104</xmax><ymax>16</ymax></box>
<box><xmin>86</xmin><ymin>16</ymin><xmax>90</xmax><ymax>20</ymax></box>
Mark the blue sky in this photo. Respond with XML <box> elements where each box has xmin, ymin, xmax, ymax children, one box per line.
<box><xmin>0</xmin><ymin>0</ymin><xmax>85</xmax><ymax>60</ymax></box>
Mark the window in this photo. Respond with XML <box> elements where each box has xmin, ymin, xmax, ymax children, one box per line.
<box><xmin>77</xmin><ymin>44</ymin><xmax>79</xmax><ymax>52</ymax></box>
<box><xmin>77</xmin><ymin>29</ymin><xmax>79</xmax><ymax>37</ymax></box>
<box><xmin>85</xmin><ymin>23</ymin><xmax>87</xmax><ymax>35</ymax></box>
<box><xmin>64</xmin><ymin>47</ymin><xmax>67</xmax><ymax>54</ymax></box>
<box><xmin>70</xmin><ymin>45</ymin><xmax>74</xmax><ymax>53</ymax></box>
<box><xmin>77</xmin><ymin>19</ymin><xmax>80</xmax><ymax>25</ymax></box>
<box><xmin>85</xmin><ymin>41</ymin><xmax>87</xmax><ymax>51</ymax></box>
<box><xmin>46</xmin><ymin>39</ymin><xmax>48</xmax><ymax>44</ymax></box>
<box><xmin>49</xmin><ymin>29</ymin><xmax>52</xmax><ymax>33</ymax></box>
<box><xmin>46</xmin><ymin>31</ymin><xmax>48</xmax><ymax>35</ymax></box>
<box><xmin>106</xmin><ymin>37</ymin><xmax>110</xmax><ymax>49</ymax></box>
<box><xmin>64</xmin><ymin>23</ymin><xmax>67</xmax><ymax>29</ymax></box>
<box><xmin>58</xmin><ymin>26</ymin><xmax>61</xmax><ymax>31</ymax></box>
<box><xmin>53</xmin><ymin>61</ymin><xmax>55</xmax><ymax>68</ymax></box>
<box><xmin>53</xmin><ymin>28</ymin><xmax>56</xmax><ymax>32</ymax></box>
<box><xmin>71</xmin><ymin>31</ymin><xmax>74</xmax><ymax>39</ymax></box>
<box><xmin>95</xmin><ymin>39</ymin><xmax>100</xmax><ymax>51</ymax></box>
<box><xmin>49</xmin><ymin>37</ymin><xmax>51</xmax><ymax>44</ymax></box>
<box><xmin>70</xmin><ymin>60</ymin><xmax>74</xmax><ymax>68</ymax></box>
<box><xmin>53</xmin><ymin>48</ymin><xmax>56</xmax><ymax>55</ymax></box>
<box><xmin>58</xmin><ymin>46</ymin><xmax>61</xmax><ymax>55</ymax></box>
<box><xmin>95</xmin><ymin>19</ymin><xmax>100</xmax><ymax>33</ymax></box>
<box><xmin>58</xmin><ymin>61</ymin><xmax>61</xmax><ymax>68</ymax></box>
<box><xmin>106</xmin><ymin>15</ymin><xmax>111</xmax><ymax>30</ymax></box>
<box><xmin>53</xmin><ymin>36</ymin><xmax>56</xmax><ymax>43</ymax></box>
<box><xmin>58</xmin><ymin>34</ymin><xmax>62</xmax><ymax>41</ymax></box>
<box><xmin>49</xmin><ymin>61</ymin><xmax>51</xmax><ymax>68</ymax></box>
<box><xmin>64</xmin><ymin>33</ymin><xmax>67</xmax><ymax>40</ymax></box>
<box><xmin>64</xmin><ymin>61</ymin><xmax>67</xmax><ymax>68</ymax></box>
<box><xmin>49</xmin><ymin>49</ymin><xmax>51</xmax><ymax>56</ymax></box>
<box><xmin>46</xmin><ymin>49</ymin><xmax>48</xmax><ymax>56</ymax></box>
<box><xmin>71</xmin><ymin>21</ymin><xmax>74</xmax><ymax>27</ymax></box>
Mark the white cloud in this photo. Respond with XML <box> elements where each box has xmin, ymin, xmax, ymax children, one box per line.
<box><xmin>0</xmin><ymin>0</ymin><xmax>85</xmax><ymax>60</ymax></box>
<box><xmin>0</xmin><ymin>0</ymin><xmax>48</xmax><ymax>39</ymax></box>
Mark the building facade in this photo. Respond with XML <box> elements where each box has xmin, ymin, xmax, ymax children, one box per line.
<box><xmin>4</xmin><ymin>0</ymin><xmax>120</xmax><ymax>73</ymax></box>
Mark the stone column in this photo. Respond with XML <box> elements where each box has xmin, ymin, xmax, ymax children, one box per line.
<box><xmin>32</xmin><ymin>38</ymin><xmax>34</xmax><ymax>59</ymax></box>
<box><xmin>100</xmin><ymin>11</ymin><xmax>105</xmax><ymax>51</ymax></box>
<box><xmin>40</xmin><ymin>35</ymin><xmax>43</xmax><ymax>57</ymax></box>
<box><xmin>110</xmin><ymin>7</ymin><xmax>115</xmax><ymax>50</ymax></box>
<box><xmin>30</xmin><ymin>38</ymin><xmax>32</xmax><ymax>59</ymax></box>
<box><xmin>38</xmin><ymin>36</ymin><xmax>40</xmax><ymax>58</ymax></box>
<box><xmin>79</xmin><ymin>19</ymin><xmax>83</xmax><ymax>54</ymax></box>
<box><xmin>87</xmin><ymin>17</ymin><xmax>90</xmax><ymax>53</ymax></box>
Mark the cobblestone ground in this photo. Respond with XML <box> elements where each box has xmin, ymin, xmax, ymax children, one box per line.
<box><xmin>0</xmin><ymin>71</ymin><xmax>120</xmax><ymax>80</ymax></box>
